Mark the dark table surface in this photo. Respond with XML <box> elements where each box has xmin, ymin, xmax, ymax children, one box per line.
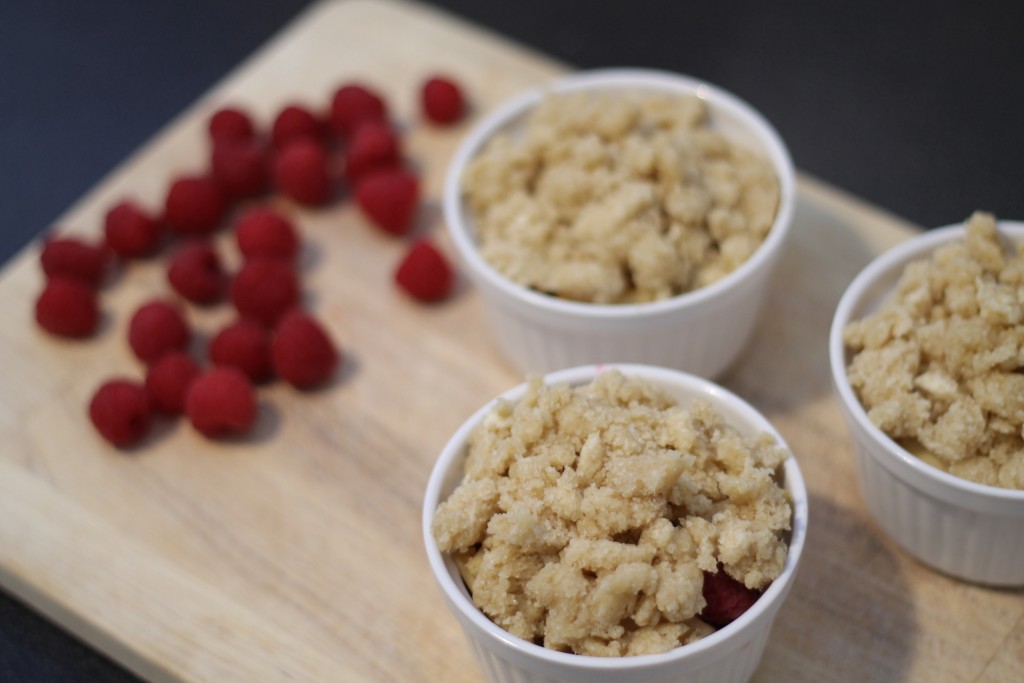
<box><xmin>2</xmin><ymin>0</ymin><xmax>1023</xmax><ymax>680</ymax></box>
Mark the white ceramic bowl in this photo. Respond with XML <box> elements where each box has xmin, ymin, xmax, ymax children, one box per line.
<box><xmin>423</xmin><ymin>364</ymin><xmax>808</xmax><ymax>683</ymax></box>
<box><xmin>443</xmin><ymin>69</ymin><xmax>796</xmax><ymax>378</ymax></box>
<box><xmin>829</xmin><ymin>221</ymin><xmax>1024</xmax><ymax>586</ymax></box>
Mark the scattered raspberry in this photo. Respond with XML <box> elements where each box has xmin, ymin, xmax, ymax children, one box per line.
<box><xmin>185</xmin><ymin>366</ymin><xmax>257</xmax><ymax>438</ymax></box>
<box><xmin>208</xmin><ymin>106</ymin><xmax>255</xmax><ymax>144</ymax></box>
<box><xmin>394</xmin><ymin>239</ymin><xmax>454</xmax><ymax>302</ymax></box>
<box><xmin>167</xmin><ymin>241</ymin><xmax>225</xmax><ymax>305</ymax></box>
<box><xmin>421</xmin><ymin>75</ymin><xmax>465</xmax><ymax>125</ymax></box>
<box><xmin>88</xmin><ymin>379</ymin><xmax>152</xmax><ymax>447</ymax></box>
<box><xmin>271</xmin><ymin>104</ymin><xmax>323</xmax><ymax>149</ymax></box>
<box><xmin>272</xmin><ymin>139</ymin><xmax>333</xmax><ymax>206</ymax></box>
<box><xmin>104</xmin><ymin>201</ymin><xmax>164</xmax><ymax>259</ymax></box>
<box><xmin>271</xmin><ymin>310</ymin><xmax>339</xmax><ymax>389</ymax></box>
<box><xmin>234</xmin><ymin>207</ymin><xmax>299</xmax><ymax>262</ymax></box>
<box><xmin>354</xmin><ymin>167</ymin><xmax>419</xmax><ymax>235</ymax></box>
<box><xmin>229</xmin><ymin>258</ymin><xmax>299</xmax><ymax>327</ymax></box>
<box><xmin>211</xmin><ymin>139</ymin><xmax>268</xmax><ymax>199</ymax></box>
<box><xmin>54</xmin><ymin>84</ymin><xmax>455</xmax><ymax>447</ymax></box>
<box><xmin>329</xmin><ymin>83</ymin><xmax>387</xmax><ymax>139</ymax></box>
<box><xmin>40</xmin><ymin>237</ymin><xmax>109</xmax><ymax>287</ymax></box>
<box><xmin>164</xmin><ymin>175</ymin><xmax>227</xmax><ymax>235</ymax></box>
<box><xmin>128</xmin><ymin>300</ymin><xmax>190</xmax><ymax>364</ymax></box>
<box><xmin>145</xmin><ymin>351</ymin><xmax>201</xmax><ymax>415</ymax></box>
<box><xmin>344</xmin><ymin>120</ymin><xmax>400</xmax><ymax>183</ymax></box>
<box><xmin>209</xmin><ymin>319</ymin><xmax>272</xmax><ymax>382</ymax></box>
<box><xmin>35</xmin><ymin>277</ymin><xmax>100</xmax><ymax>338</ymax></box>
<box><xmin>700</xmin><ymin>567</ymin><xmax>763</xmax><ymax>629</ymax></box>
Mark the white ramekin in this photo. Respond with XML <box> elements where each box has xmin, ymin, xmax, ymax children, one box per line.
<box><xmin>423</xmin><ymin>364</ymin><xmax>808</xmax><ymax>683</ymax></box>
<box><xmin>829</xmin><ymin>221</ymin><xmax>1024</xmax><ymax>586</ymax></box>
<box><xmin>443</xmin><ymin>69</ymin><xmax>796</xmax><ymax>378</ymax></box>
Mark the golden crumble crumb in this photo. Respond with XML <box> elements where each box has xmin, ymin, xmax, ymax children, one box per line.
<box><xmin>462</xmin><ymin>92</ymin><xmax>780</xmax><ymax>304</ymax></box>
<box><xmin>431</xmin><ymin>371</ymin><xmax>792</xmax><ymax>656</ymax></box>
<box><xmin>844</xmin><ymin>211</ymin><xmax>1024</xmax><ymax>490</ymax></box>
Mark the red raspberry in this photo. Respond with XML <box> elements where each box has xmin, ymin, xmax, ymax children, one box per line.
<box><xmin>40</xmin><ymin>237</ymin><xmax>109</xmax><ymax>287</ymax></box>
<box><xmin>344</xmin><ymin>120</ymin><xmax>400</xmax><ymax>183</ymax></box>
<box><xmin>271</xmin><ymin>310</ymin><xmax>339</xmax><ymax>389</ymax></box>
<box><xmin>144</xmin><ymin>351</ymin><xmax>201</xmax><ymax>415</ymax></box>
<box><xmin>272</xmin><ymin>139</ymin><xmax>333</xmax><ymax>206</ymax></box>
<box><xmin>211</xmin><ymin>139</ymin><xmax>268</xmax><ymax>199</ymax></box>
<box><xmin>208</xmin><ymin>106</ymin><xmax>255</xmax><ymax>144</ymax></box>
<box><xmin>700</xmin><ymin>567</ymin><xmax>763</xmax><ymax>629</ymax></box>
<box><xmin>354</xmin><ymin>167</ymin><xmax>419</xmax><ymax>235</ymax></box>
<box><xmin>229</xmin><ymin>258</ymin><xmax>299</xmax><ymax>327</ymax></box>
<box><xmin>234</xmin><ymin>207</ymin><xmax>299</xmax><ymax>262</ymax></box>
<box><xmin>88</xmin><ymin>379</ymin><xmax>152</xmax><ymax>447</ymax></box>
<box><xmin>185</xmin><ymin>366</ymin><xmax>257</xmax><ymax>438</ymax></box>
<box><xmin>164</xmin><ymin>175</ymin><xmax>228</xmax><ymax>235</ymax></box>
<box><xmin>128</xmin><ymin>300</ymin><xmax>190</xmax><ymax>364</ymax></box>
<box><xmin>421</xmin><ymin>75</ymin><xmax>465</xmax><ymax>125</ymax></box>
<box><xmin>271</xmin><ymin>104</ymin><xmax>323</xmax><ymax>149</ymax></box>
<box><xmin>167</xmin><ymin>240</ymin><xmax>225</xmax><ymax>305</ymax></box>
<box><xmin>329</xmin><ymin>83</ymin><xmax>387</xmax><ymax>139</ymax></box>
<box><xmin>104</xmin><ymin>200</ymin><xmax>164</xmax><ymax>258</ymax></box>
<box><xmin>34</xmin><ymin>277</ymin><xmax>100</xmax><ymax>338</ymax></box>
<box><xmin>395</xmin><ymin>239</ymin><xmax>454</xmax><ymax>302</ymax></box>
<box><xmin>209</xmin><ymin>319</ymin><xmax>272</xmax><ymax>382</ymax></box>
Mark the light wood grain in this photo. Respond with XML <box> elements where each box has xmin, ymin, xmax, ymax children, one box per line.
<box><xmin>0</xmin><ymin>1</ymin><xmax>1020</xmax><ymax>681</ymax></box>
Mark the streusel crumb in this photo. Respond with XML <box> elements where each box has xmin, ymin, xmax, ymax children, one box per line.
<box><xmin>844</xmin><ymin>211</ymin><xmax>1024</xmax><ymax>490</ymax></box>
<box><xmin>461</xmin><ymin>92</ymin><xmax>780</xmax><ymax>304</ymax></box>
<box><xmin>431</xmin><ymin>371</ymin><xmax>792</xmax><ymax>656</ymax></box>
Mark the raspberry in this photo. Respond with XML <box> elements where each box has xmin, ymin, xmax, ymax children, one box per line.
<box><xmin>272</xmin><ymin>139</ymin><xmax>333</xmax><ymax>206</ymax></box>
<box><xmin>104</xmin><ymin>200</ymin><xmax>164</xmax><ymax>258</ymax></box>
<box><xmin>144</xmin><ymin>351</ymin><xmax>201</xmax><ymax>415</ymax></box>
<box><xmin>164</xmin><ymin>175</ymin><xmax>228</xmax><ymax>235</ymax></box>
<box><xmin>167</xmin><ymin>240</ymin><xmax>225</xmax><ymax>305</ymax></box>
<box><xmin>208</xmin><ymin>106</ymin><xmax>255</xmax><ymax>144</ymax></box>
<box><xmin>421</xmin><ymin>75</ymin><xmax>465</xmax><ymax>125</ymax></box>
<box><xmin>229</xmin><ymin>258</ymin><xmax>299</xmax><ymax>327</ymax></box>
<box><xmin>354</xmin><ymin>167</ymin><xmax>419</xmax><ymax>235</ymax></box>
<box><xmin>211</xmin><ymin>138</ymin><xmax>268</xmax><ymax>199</ymax></box>
<box><xmin>271</xmin><ymin>310</ymin><xmax>339</xmax><ymax>389</ymax></box>
<box><xmin>329</xmin><ymin>83</ymin><xmax>387</xmax><ymax>139</ymax></box>
<box><xmin>34</xmin><ymin>277</ymin><xmax>100</xmax><ymax>338</ymax></box>
<box><xmin>40</xmin><ymin>237</ymin><xmax>109</xmax><ymax>287</ymax></box>
<box><xmin>394</xmin><ymin>239</ymin><xmax>454</xmax><ymax>302</ymax></box>
<box><xmin>209</xmin><ymin>319</ymin><xmax>272</xmax><ymax>382</ymax></box>
<box><xmin>271</xmin><ymin>104</ymin><xmax>323</xmax><ymax>149</ymax></box>
<box><xmin>700</xmin><ymin>566</ymin><xmax>763</xmax><ymax>629</ymax></box>
<box><xmin>344</xmin><ymin>120</ymin><xmax>400</xmax><ymax>183</ymax></box>
<box><xmin>234</xmin><ymin>206</ymin><xmax>299</xmax><ymax>262</ymax></box>
<box><xmin>128</xmin><ymin>300</ymin><xmax>190</xmax><ymax>364</ymax></box>
<box><xmin>88</xmin><ymin>379</ymin><xmax>152</xmax><ymax>447</ymax></box>
<box><xmin>185</xmin><ymin>367</ymin><xmax>257</xmax><ymax>438</ymax></box>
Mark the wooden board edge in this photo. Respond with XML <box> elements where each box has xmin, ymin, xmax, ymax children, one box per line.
<box><xmin>0</xmin><ymin>459</ymin><xmax>359</xmax><ymax>683</ymax></box>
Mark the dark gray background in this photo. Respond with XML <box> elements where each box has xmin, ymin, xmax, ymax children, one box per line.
<box><xmin>2</xmin><ymin>1</ymin><xmax>1022</xmax><ymax>680</ymax></box>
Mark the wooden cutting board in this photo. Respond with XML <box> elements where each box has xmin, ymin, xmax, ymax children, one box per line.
<box><xmin>1</xmin><ymin>1</ymin><xmax>1020</xmax><ymax>681</ymax></box>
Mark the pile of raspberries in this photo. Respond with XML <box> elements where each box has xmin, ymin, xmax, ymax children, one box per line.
<box><xmin>35</xmin><ymin>75</ymin><xmax>466</xmax><ymax>447</ymax></box>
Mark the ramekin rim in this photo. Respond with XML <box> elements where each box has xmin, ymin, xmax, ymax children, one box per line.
<box><xmin>442</xmin><ymin>67</ymin><xmax>796</xmax><ymax>321</ymax></box>
<box><xmin>422</xmin><ymin>363</ymin><xmax>809</xmax><ymax>671</ymax></box>
<box><xmin>828</xmin><ymin>220</ymin><xmax>1024</xmax><ymax>504</ymax></box>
